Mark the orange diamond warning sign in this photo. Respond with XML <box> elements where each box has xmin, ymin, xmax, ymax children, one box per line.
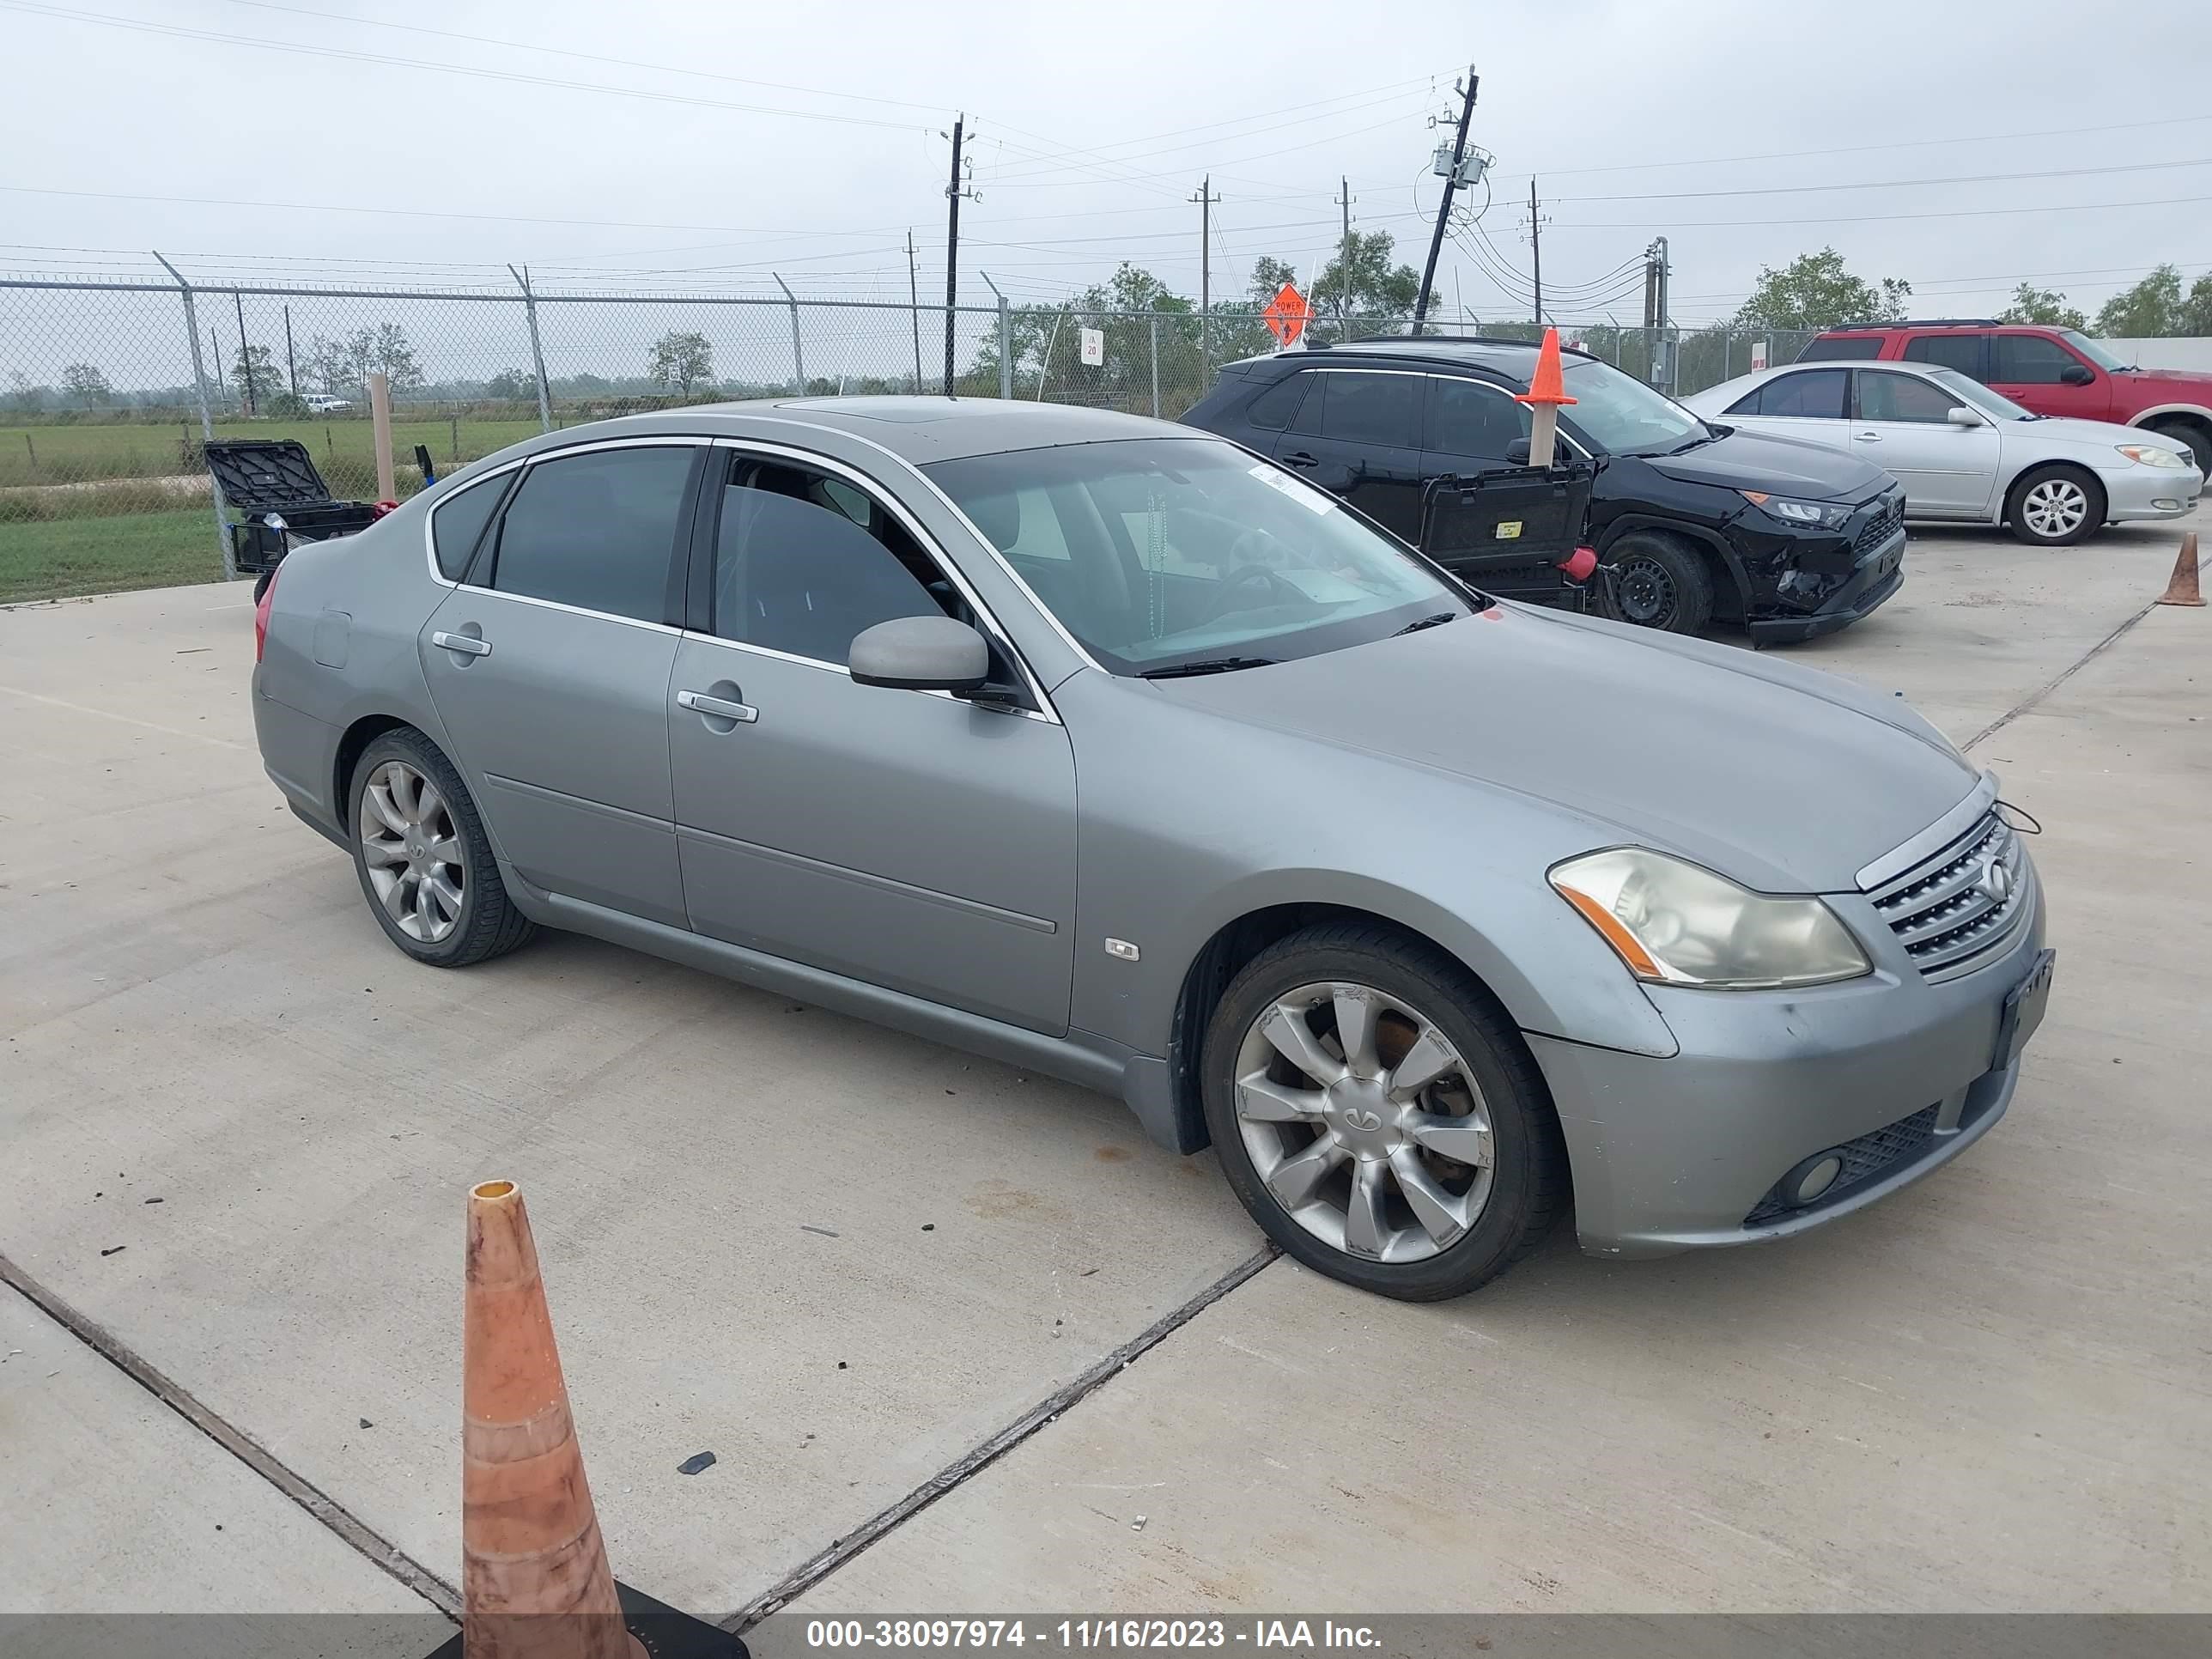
<box><xmin>1262</xmin><ymin>281</ymin><xmax>1310</xmax><ymax>347</ymax></box>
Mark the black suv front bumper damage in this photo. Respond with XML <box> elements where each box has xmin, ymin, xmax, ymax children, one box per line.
<box><xmin>1741</xmin><ymin>486</ymin><xmax>1907</xmax><ymax>645</ymax></box>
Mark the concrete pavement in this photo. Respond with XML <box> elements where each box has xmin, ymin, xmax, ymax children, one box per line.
<box><xmin>2</xmin><ymin>507</ymin><xmax>2205</xmax><ymax>1627</ymax></box>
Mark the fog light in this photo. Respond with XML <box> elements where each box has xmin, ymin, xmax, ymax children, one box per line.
<box><xmin>2152</xmin><ymin>498</ymin><xmax>2184</xmax><ymax>511</ymax></box>
<box><xmin>1784</xmin><ymin>1152</ymin><xmax>1845</xmax><ymax>1206</ymax></box>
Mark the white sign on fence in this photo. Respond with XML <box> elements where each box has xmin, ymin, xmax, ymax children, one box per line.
<box><xmin>1079</xmin><ymin>327</ymin><xmax>1105</xmax><ymax>367</ymax></box>
<box><xmin>1749</xmin><ymin>338</ymin><xmax>1769</xmax><ymax>372</ymax></box>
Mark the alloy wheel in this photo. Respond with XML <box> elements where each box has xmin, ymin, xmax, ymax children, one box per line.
<box><xmin>1231</xmin><ymin>981</ymin><xmax>1496</xmax><ymax>1264</ymax></box>
<box><xmin>1613</xmin><ymin>555</ymin><xmax>1677</xmax><ymax>627</ymax></box>
<box><xmin>2020</xmin><ymin>477</ymin><xmax>2089</xmax><ymax>540</ymax></box>
<box><xmin>357</xmin><ymin>759</ymin><xmax>465</xmax><ymax>944</ymax></box>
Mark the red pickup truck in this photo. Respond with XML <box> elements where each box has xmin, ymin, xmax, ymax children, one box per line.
<box><xmin>1799</xmin><ymin>321</ymin><xmax>2212</xmax><ymax>480</ymax></box>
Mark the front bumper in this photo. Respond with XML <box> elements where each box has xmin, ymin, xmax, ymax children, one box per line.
<box><xmin>1734</xmin><ymin>486</ymin><xmax>1907</xmax><ymax>645</ymax></box>
<box><xmin>2099</xmin><ymin>460</ymin><xmax>2204</xmax><ymax>520</ymax></box>
<box><xmin>1530</xmin><ymin>854</ymin><xmax>2045</xmax><ymax>1259</ymax></box>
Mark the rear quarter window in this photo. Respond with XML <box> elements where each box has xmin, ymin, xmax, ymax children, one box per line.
<box><xmin>1797</xmin><ymin>336</ymin><xmax>1885</xmax><ymax>362</ymax></box>
<box><xmin>429</xmin><ymin>474</ymin><xmax>509</xmax><ymax>580</ymax></box>
<box><xmin>1245</xmin><ymin>373</ymin><xmax>1311</xmax><ymax>430</ymax></box>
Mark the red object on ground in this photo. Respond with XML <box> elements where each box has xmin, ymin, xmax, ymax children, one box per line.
<box><xmin>253</xmin><ymin>563</ymin><xmax>277</xmax><ymax>663</ymax></box>
<box><xmin>1558</xmin><ymin>545</ymin><xmax>1599</xmax><ymax>582</ymax></box>
<box><xmin>1515</xmin><ymin>328</ymin><xmax>1577</xmax><ymax>408</ymax></box>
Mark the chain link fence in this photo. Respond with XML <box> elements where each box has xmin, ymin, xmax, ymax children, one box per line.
<box><xmin>0</xmin><ymin>270</ymin><xmax>1816</xmax><ymax>597</ymax></box>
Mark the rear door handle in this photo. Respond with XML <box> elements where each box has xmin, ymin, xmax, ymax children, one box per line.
<box><xmin>678</xmin><ymin>689</ymin><xmax>757</xmax><ymax>724</ymax></box>
<box><xmin>431</xmin><ymin>630</ymin><xmax>492</xmax><ymax>657</ymax></box>
<box><xmin>1282</xmin><ymin>451</ymin><xmax>1319</xmax><ymax>468</ymax></box>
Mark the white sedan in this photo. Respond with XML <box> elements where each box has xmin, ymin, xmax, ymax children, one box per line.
<box><xmin>1684</xmin><ymin>361</ymin><xmax>2201</xmax><ymax>546</ymax></box>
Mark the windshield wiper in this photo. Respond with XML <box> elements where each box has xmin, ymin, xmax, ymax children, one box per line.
<box><xmin>1138</xmin><ymin>655</ymin><xmax>1278</xmax><ymax>679</ymax></box>
<box><xmin>1665</xmin><ymin>430</ymin><xmax>1718</xmax><ymax>454</ymax></box>
<box><xmin>1392</xmin><ymin>611</ymin><xmax>1462</xmax><ymax>636</ymax></box>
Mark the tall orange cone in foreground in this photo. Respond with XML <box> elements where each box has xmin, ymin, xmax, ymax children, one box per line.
<box><xmin>464</xmin><ymin>1180</ymin><xmax>644</xmax><ymax>1659</ymax></box>
<box><xmin>1515</xmin><ymin>327</ymin><xmax>1577</xmax><ymax>468</ymax></box>
<box><xmin>2155</xmin><ymin>531</ymin><xmax>2204</xmax><ymax>606</ymax></box>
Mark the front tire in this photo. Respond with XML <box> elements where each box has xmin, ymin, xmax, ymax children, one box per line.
<box><xmin>1598</xmin><ymin>530</ymin><xmax>1715</xmax><ymax>634</ymax></box>
<box><xmin>1200</xmin><ymin>923</ymin><xmax>1568</xmax><ymax>1301</ymax></box>
<box><xmin>2146</xmin><ymin>420</ymin><xmax>2212</xmax><ymax>486</ymax></box>
<box><xmin>2005</xmin><ymin>465</ymin><xmax>2105</xmax><ymax>546</ymax></box>
<box><xmin>349</xmin><ymin>729</ymin><xmax>535</xmax><ymax>968</ymax></box>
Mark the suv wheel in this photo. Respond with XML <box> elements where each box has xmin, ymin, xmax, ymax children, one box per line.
<box><xmin>1200</xmin><ymin>923</ymin><xmax>1567</xmax><ymax>1301</ymax></box>
<box><xmin>2145</xmin><ymin>419</ymin><xmax>2212</xmax><ymax>486</ymax></box>
<box><xmin>349</xmin><ymin>729</ymin><xmax>535</xmax><ymax>967</ymax></box>
<box><xmin>1598</xmin><ymin>531</ymin><xmax>1714</xmax><ymax>634</ymax></box>
<box><xmin>2005</xmin><ymin>465</ymin><xmax>2105</xmax><ymax>547</ymax></box>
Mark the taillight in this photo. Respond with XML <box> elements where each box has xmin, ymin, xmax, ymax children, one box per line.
<box><xmin>253</xmin><ymin>567</ymin><xmax>277</xmax><ymax>663</ymax></box>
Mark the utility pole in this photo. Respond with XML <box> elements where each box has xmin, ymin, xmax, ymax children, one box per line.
<box><xmin>1642</xmin><ymin>238</ymin><xmax>1670</xmax><ymax>389</ymax></box>
<box><xmin>211</xmin><ymin>327</ymin><xmax>226</xmax><ymax>399</ymax></box>
<box><xmin>1413</xmin><ymin>66</ymin><xmax>1477</xmax><ymax>335</ymax></box>
<box><xmin>941</xmin><ymin>113</ymin><xmax>975</xmax><ymax>397</ymax></box>
<box><xmin>283</xmin><ymin>304</ymin><xmax>297</xmax><ymax>395</ymax></box>
<box><xmin>1190</xmin><ymin>175</ymin><xmax>1219</xmax><ymax>380</ymax></box>
<box><xmin>1653</xmin><ymin>235</ymin><xmax>1671</xmax><ymax>392</ymax></box>
<box><xmin>1528</xmin><ymin>178</ymin><xmax>1543</xmax><ymax>328</ymax></box>
<box><xmin>233</xmin><ymin>290</ymin><xmax>255</xmax><ymax>416</ymax></box>
<box><xmin>1334</xmin><ymin>175</ymin><xmax>1354</xmax><ymax>341</ymax></box>
<box><xmin>905</xmin><ymin>229</ymin><xmax>924</xmax><ymax>393</ymax></box>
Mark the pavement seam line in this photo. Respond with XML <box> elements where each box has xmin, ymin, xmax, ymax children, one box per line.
<box><xmin>1961</xmin><ymin>592</ymin><xmax>2166</xmax><ymax>755</ymax></box>
<box><xmin>721</xmin><ymin>1243</ymin><xmax>1280</xmax><ymax>1633</ymax></box>
<box><xmin>0</xmin><ymin>1253</ymin><xmax>463</xmax><ymax>1618</ymax></box>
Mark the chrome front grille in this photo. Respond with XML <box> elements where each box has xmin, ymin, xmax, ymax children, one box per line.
<box><xmin>1865</xmin><ymin>811</ymin><xmax>2028</xmax><ymax>978</ymax></box>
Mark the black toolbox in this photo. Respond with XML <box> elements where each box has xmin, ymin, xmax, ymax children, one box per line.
<box><xmin>1418</xmin><ymin>461</ymin><xmax>1601</xmax><ymax>610</ymax></box>
<box><xmin>203</xmin><ymin>440</ymin><xmax>381</xmax><ymax>574</ymax></box>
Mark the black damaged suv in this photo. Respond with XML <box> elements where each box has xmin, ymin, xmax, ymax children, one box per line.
<box><xmin>1181</xmin><ymin>336</ymin><xmax>1906</xmax><ymax>641</ymax></box>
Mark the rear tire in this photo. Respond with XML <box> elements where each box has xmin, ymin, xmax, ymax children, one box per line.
<box><xmin>349</xmin><ymin>729</ymin><xmax>535</xmax><ymax>968</ymax></box>
<box><xmin>1200</xmin><ymin>922</ymin><xmax>1568</xmax><ymax>1301</ymax></box>
<box><xmin>1598</xmin><ymin>531</ymin><xmax>1715</xmax><ymax>634</ymax></box>
<box><xmin>2004</xmin><ymin>464</ymin><xmax>2105</xmax><ymax>546</ymax></box>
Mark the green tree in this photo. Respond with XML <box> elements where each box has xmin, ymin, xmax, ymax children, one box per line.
<box><xmin>2180</xmin><ymin>271</ymin><xmax>2212</xmax><ymax>336</ymax></box>
<box><xmin>228</xmin><ymin>342</ymin><xmax>281</xmax><ymax>412</ymax></box>
<box><xmin>484</xmin><ymin>368</ymin><xmax>536</xmax><ymax>401</ymax></box>
<box><xmin>1310</xmin><ymin>230</ymin><xmax>1419</xmax><ymax>340</ymax></box>
<box><xmin>60</xmin><ymin>362</ymin><xmax>112</xmax><ymax>406</ymax></box>
<box><xmin>1999</xmin><ymin>283</ymin><xmax>2087</xmax><ymax>329</ymax></box>
<box><xmin>302</xmin><ymin>325</ymin><xmax>427</xmax><ymax>396</ymax></box>
<box><xmin>972</xmin><ymin>264</ymin><xmax>1199</xmax><ymax>406</ymax></box>
<box><xmin>1734</xmin><ymin>248</ymin><xmax>1911</xmax><ymax>331</ymax></box>
<box><xmin>2095</xmin><ymin>264</ymin><xmax>2185</xmax><ymax>337</ymax></box>
<box><xmin>647</xmin><ymin>330</ymin><xmax>714</xmax><ymax>393</ymax></box>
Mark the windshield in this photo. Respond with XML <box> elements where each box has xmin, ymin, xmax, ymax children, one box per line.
<box><xmin>2060</xmin><ymin>329</ymin><xmax>2133</xmax><ymax>372</ymax></box>
<box><xmin>924</xmin><ymin>437</ymin><xmax>1465</xmax><ymax>677</ymax></box>
<box><xmin>1559</xmin><ymin>358</ymin><xmax>1708</xmax><ymax>455</ymax></box>
<box><xmin>1927</xmin><ymin>367</ymin><xmax>2036</xmax><ymax>421</ymax></box>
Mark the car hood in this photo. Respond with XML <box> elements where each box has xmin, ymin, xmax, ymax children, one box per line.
<box><xmin>1635</xmin><ymin>424</ymin><xmax>1891</xmax><ymax>502</ymax></box>
<box><xmin>1152</xmin><ymin>606</ymin><xmax>1978</xmax><ymax>893</ymax></box>
<box><xmin>2123</xmin><ymin>367</ymin><xmax>2212</xmax><ymax>393</ymax></box>
<box><xmin>2009</xmin><ymin>412</ymin><xmax>2186</xmax><ymax>451</ymax></box>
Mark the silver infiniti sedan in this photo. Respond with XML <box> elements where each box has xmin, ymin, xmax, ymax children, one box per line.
<box><xmin>252</xmin><ymin>399</ymin><xmax>2052</xmax><ymax>1300</ymax></box>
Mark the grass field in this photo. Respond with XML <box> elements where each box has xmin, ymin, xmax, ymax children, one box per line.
<box><xmin>0</xmin><ymin>414</ymin><xmax>548</xmax><ymax>489</ymax></box>
<box><xmin>0</xmin><ymin>507</ymin><xmax>224</xmax><ymax>605</ymax></box>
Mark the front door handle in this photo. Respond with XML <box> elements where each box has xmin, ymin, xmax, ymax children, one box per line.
<box><xmin>431</xmin><ymin>630</ymin><xmax>492</xmax><ymax>657</ymax></box>
<box><xmin>1282</xmin><ymin>451</ymin><xmax>1320</xmax><ymax>468</ymax></box>
<box><xmin>678</xmin><ymin>689</ymin><xmax>757</xmax><ymax>724</ymax></box>
<box><xmin>1852</xmin><ymin>431</ymin><xmax>1882</xmax><ymax>442</ymax></box>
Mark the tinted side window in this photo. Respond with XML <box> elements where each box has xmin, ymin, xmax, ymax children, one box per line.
<box><xmin>1991</xmin><ymin>334</ymin><xmax>2083</xmax><ymax>383</ymax></box>
<box><xmin>489</xmin><ymin>446</ymin><xmax>694</xmax><ymax>622</ymax></box>
<box><xmin>1425</xmin><ymin>378</ymin><xmax>1531</xmax><ymax>459</ymax></box>
<box><xmin>1857</xmin><ymin>372</ymin><xmax>1960</xmax><ymax>424</ymax></box>
<box><xmin>1245</xmin><ymin>373</ymin><xmax>1311</xmax><ymax>431</ymax></box>
<box><xmin>431</xmin><ymin>474</ymin><xmax>507</xmax><ymax>580</ymax></box>
<box><xmin>1797</xmin><ymin>336</ymin><xmax>1884</xmax><ymax>362</ymax></box>
<box><xmin>1316</xmin><ymin>372</ymin><xmax>1419</xmax><ymax>447</ymax></box>
<box><xmin>713</xmin><ymin>457</ymin><xmax>944</xmax><ymax>665</ymax></box>
<box><xmin>1901</xmin><ymin>333</ymin><xmax>1984</xmax><ymax>374</ymax></box>
<box><xmin>1748</xmin><ymin>369</ymin><xmax>1847</xmax><ymax>418</ymax></box>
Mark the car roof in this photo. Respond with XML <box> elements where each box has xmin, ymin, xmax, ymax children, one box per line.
<box><xmin>1225</xmin><ymin>336</ymin><xmax>1597</xmax><ymax>381</ymax></box>
<box><xmin>674</xmin><ymin>395</ymin><xmax>1198</xmax><ymax>463</ymax></box>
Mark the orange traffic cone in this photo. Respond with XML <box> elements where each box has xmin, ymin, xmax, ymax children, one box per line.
<box><xmin>463</xmin><ymin>1181</ymin><xmax>644</xmax><ymax>1659</ymax></box>
<box><xmin>1515</xmin><ymin>328</ymin><xmax>1578</xmax><ymax>468</ymax></box>
<box><xmin>2155</xmin><ymin>531</ymin><xmax>2204</xmax><ymax>607</ymax></box>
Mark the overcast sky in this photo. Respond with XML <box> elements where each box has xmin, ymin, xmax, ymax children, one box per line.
<box><xmin>3</xmin><ymin>0</ymin><xmax>2208</xmax><ymax>328</ymax></box>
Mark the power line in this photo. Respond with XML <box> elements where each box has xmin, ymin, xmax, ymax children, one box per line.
<box><xmin>1546</xmin><ymin>191</ymin><xmax>2212</xmax><ymax>231</ymax></box>
<box><xmin>1553</xmin><ymin>154</ymin><xmax>2212</xmax><ymax>205</ymax></box>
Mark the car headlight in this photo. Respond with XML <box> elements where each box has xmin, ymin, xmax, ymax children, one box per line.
<box><xmin>1738</xmin><ymin>490</ymin><xmax>1851</xmax><ymax>531</ymax></box>
<box><xmin>2116</xmin><ymin>443</ymin><xmax>2191</xmax><ymax>469</ymax></box>
<box><xmin>1549</xmin><ymin>848</ymin><xmax>1872</xmax><ymax>989</ymax></box>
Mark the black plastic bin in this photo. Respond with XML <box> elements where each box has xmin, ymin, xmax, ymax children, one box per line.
<box><xmin>203</xmin><ymin>439</ymin><xmax>380</xmax><ymax>574</ymax></box>
<box><xmin>1418</xmin><ymin>461</ymin><xmax>1601</xmax><ymax>611</ymax></box>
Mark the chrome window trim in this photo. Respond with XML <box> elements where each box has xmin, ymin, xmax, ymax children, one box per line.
<box><xmin>679</xmin><ymin>628</ymin><xmax>1057</xmax><ymax>726</ymax></box>
<box><xmin>1421</xmin><ymin>371</ymin><xmax>1593</xmax><ymax>462</ymax></box>
<box><xmin>702</xmin><ymin>435</ymin><xmax>1062</xmax><ymax>725</ymax></box>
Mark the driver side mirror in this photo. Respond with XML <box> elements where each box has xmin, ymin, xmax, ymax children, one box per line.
<box><xmin>1504</xmin><ymin>439</ymin><xmax>1530</xmax><ymax>465</ymax></box>
<box><xmin>2058</xmin><ymin>362</ymin><xmax>2094</xmax><ymax>386</ymax></box>
<box><xmin>849</xmin><ymin>616</ymin><xmax>989</xmax><ymax>695</ymax></box>
<box><xmin>1946</xmin><ymin>406</ymin><xmax>1985</xmax><ymax>428</ymax></box>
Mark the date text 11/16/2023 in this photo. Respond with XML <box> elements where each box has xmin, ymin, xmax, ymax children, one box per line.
<box><xmin>802</xmin><ymin>1617</ymin><xmax>1383</xmax><ymax>1650</ymax></box>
